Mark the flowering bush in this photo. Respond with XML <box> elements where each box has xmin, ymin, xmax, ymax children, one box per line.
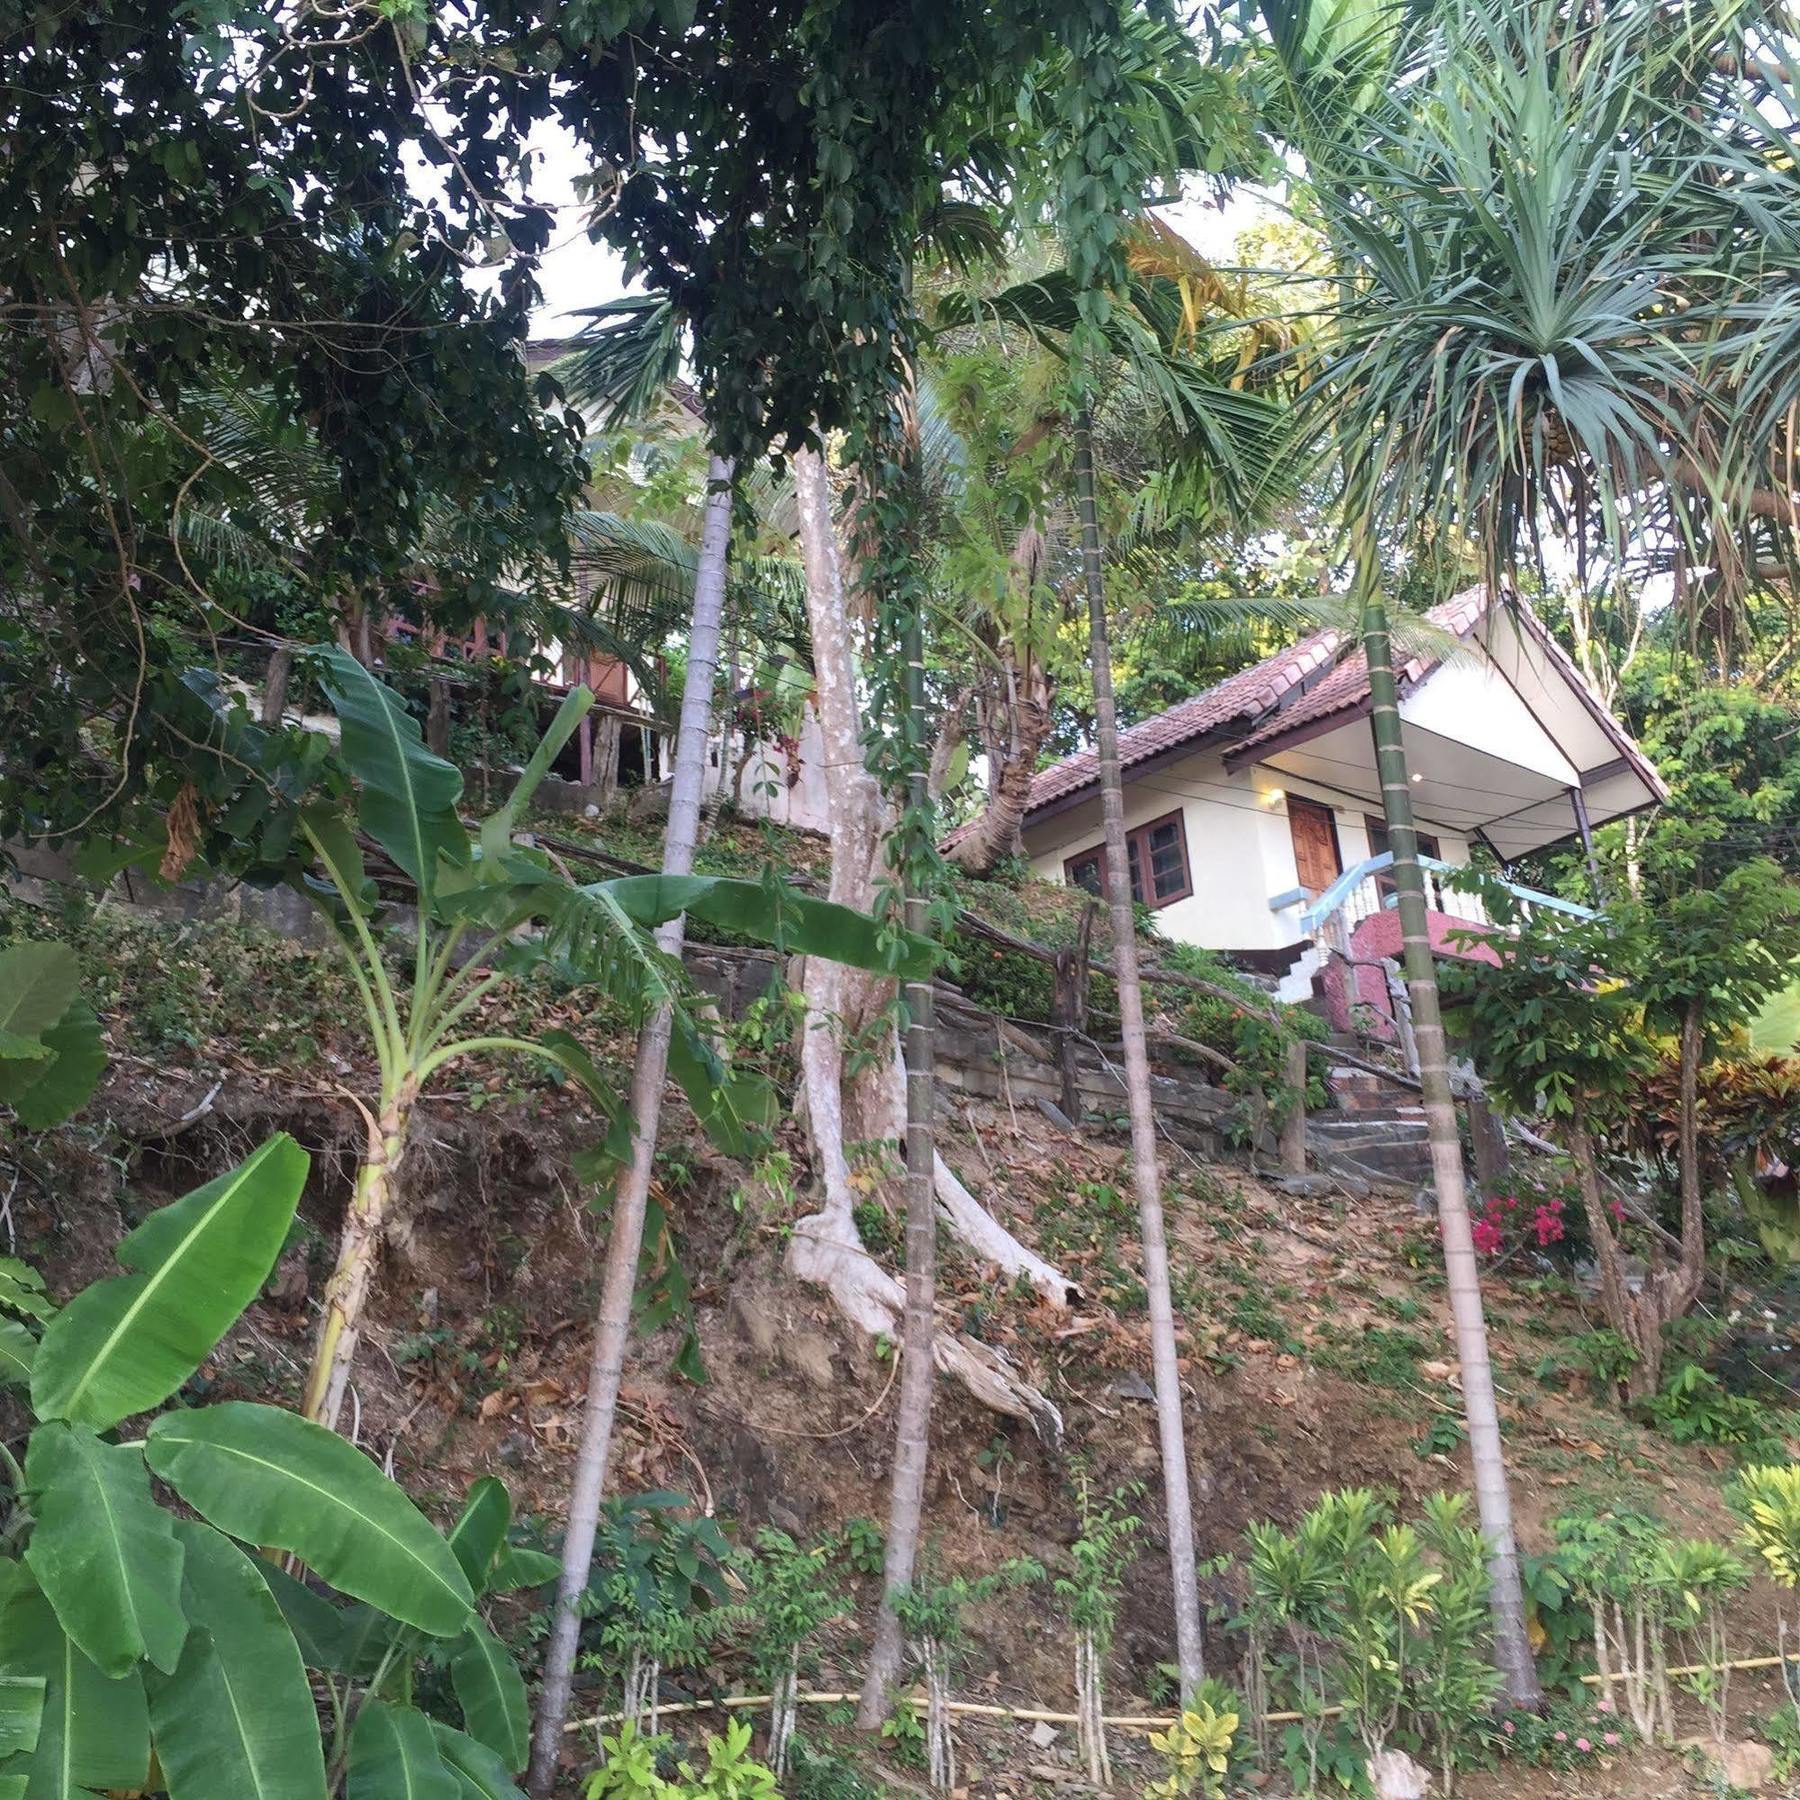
<box><xmin>1467</xmin><ymin>1176</ymin><xmax>1610</xmax><ymax>1261</ymax></box>
<box><xmin>1493</xmin><ymin>1699</ymin><xmax>1633</xmax><ymax>1771</ymax></box>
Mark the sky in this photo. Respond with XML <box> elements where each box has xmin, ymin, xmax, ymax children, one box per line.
<box><xmin>461</xmin><ymin>128</ymin><xmax>1269</xmax><ymax>338</ymax></box>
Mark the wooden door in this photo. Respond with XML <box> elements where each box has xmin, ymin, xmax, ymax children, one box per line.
<box><xmin>1288</xmin><ymin>797</ymin><xmax>1342</xmax><ymax>896</ymax></box>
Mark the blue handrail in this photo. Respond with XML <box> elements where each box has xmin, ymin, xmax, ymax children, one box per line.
<box><xmin>1293</xmin><ymin>852</ymin><xmax>1596</xmax><ymax>935</ymax></box>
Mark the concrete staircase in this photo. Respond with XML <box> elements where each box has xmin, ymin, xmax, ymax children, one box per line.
<box><xmin>1308</xmin><ymin>1042</ymin><xmax>1434</xmax><ymax>1188</ymax></box>
<box><xmin>1306</xmin><ymin>1105</ymin><xmax>1433</xmax><ymax>1189</ymax></box>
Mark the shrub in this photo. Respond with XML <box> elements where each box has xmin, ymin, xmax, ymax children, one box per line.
<box><xmin>582</xmin><ymin>1720</ymin><xmax>780</xmax><ymax>1800</ymax></box>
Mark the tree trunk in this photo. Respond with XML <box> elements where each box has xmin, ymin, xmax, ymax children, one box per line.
<box><xmin>526</xmin><ymin>453</ymin><xmax>736</xmax><ymax>1797</ymax></box>
<box><xmin>857</xmin><ymin>522</ymin><xmax>940</xmax><ymax>1729</ymax></box>
<box><xmin>426</xmin><ymin>673</ymin><xmax>452</xmax><ymax>759</ymax></box>
<box><xmin>1567</xmin><ymin>1106</ymin><xmax>1662</xmax><ymax>1401</ymax></box>
<box><xmin>946</xmin><ymin>532</ymin><xmax>1051</xmax><ymax>874</ymax></box>
<box><xmin>1359</xmin><ymin>565</ymin><xmax>1541</xmax><ymax>1707</ymax></box>
<box><xmin>1073</xmin><ymin>413</ymin><xmax>1205</xmax><ymax>1701</ymax></box>
<box><xmin>595</xmin><ymin>712</ymin><xmax>622</xmax><ymax>812</ymax></box>
<box><xmin>787</xmin><ymin>448</ymin><xmax>1076</xmax><ymax>1346</ymax></box>
<box><xmin>302</xmin><ymin>1080</ymin><xmax>415</xmax><ymax>1428</ymax></box>
<box><xmin>261</xmin><ymin>645</ymin><xmax>294</xmax><ymax>727</ymax></box>
<box><xmin>1676</xmin><ymin>998</ymin><xmax>1705</xmax><ymax>1301</ymax></box>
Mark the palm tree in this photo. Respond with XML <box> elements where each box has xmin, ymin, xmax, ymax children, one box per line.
<box><xmin>527</xmin><ymin>298</ymin><xmax>744</xmax><ymax>1793</ymax></box>
<box><xmin>937</xmin><ymin>234</ymin><xmax>1286</xmax><ymax>1693</ymax></box>
<box><xmin>1256</xmin><ymin>0</ymin><xmax>1798</xmax><ymax>1702</ymax></box>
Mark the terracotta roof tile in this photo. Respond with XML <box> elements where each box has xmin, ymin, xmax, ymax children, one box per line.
<box><xmin>995</xmin><ymin>588</ymin><xmax>1493</xmax><ymax>829</ymax></box>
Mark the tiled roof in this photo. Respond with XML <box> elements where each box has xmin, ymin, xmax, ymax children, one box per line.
<box><xmin>1002</xmin><ymin>587</ymin><xmax>1490</xmax><ymax>826</ymax></box>
<box><xmin>1226</xmin><ymin>587</ymin><xmax>1490</xmax><ymax>761</ymax></box>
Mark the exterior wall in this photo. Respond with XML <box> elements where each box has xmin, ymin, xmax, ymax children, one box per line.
<box><xmin>1019</xmin><ymin>746</ymin><xmax>1473</xmax><ymax>955</ymax></box>
<box><xmin>700</xmin><ymin>706</ymin><xmax>834</xmax><ymax>835</ymax></box>
<box><xmin>1322</xmin><ymin>909</ymin><xmax>1502</xmax><ymax>1038</ymax></box>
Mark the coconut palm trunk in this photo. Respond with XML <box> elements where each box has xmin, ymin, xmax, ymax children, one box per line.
<box><xmin>857</xmin><ymin>560</ymin><xmax>941</xmax><ymax>1726</ymax></box>
<box><xmin>1358</xmin><ymin>561</ymin><xmax>1540</xmax><ymax>1707</ymax></box>
<box><xmin>527</xmin><ymin>452</ymin><xmax>736</xmax><ymax>1796</ymax></box>
<box><xmin>1074</xmin><ymin>411</ymin><xmax>1206</xmax><ymax>1698</ymax></box>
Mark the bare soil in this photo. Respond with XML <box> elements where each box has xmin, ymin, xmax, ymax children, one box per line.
<box><xmin>8</xmin><ymin>1045</ymin><xmax>1794</xmax><ymax>1799</ymax></box>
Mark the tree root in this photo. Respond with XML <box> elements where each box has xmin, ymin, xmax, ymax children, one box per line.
<box><xmin>933</xmin><ymin>1153</ymin><xmax>1079</xmax><ymax>1309</ymax></box>
<box><xmin>787</xmin><ymin>1200</ymin><xmax>1063</xmax><ymax>1441</ymax></box>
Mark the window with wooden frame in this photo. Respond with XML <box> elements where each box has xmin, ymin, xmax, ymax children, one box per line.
<box><xmin>1364</xmin><ymin>815</ymin><xmax>1440</xmax><ymax>901</ymax></box>
<box><xmin>1064</xmin><ymin>810</ymin><xmax>1193</xmax><ymax>909</ymax></box>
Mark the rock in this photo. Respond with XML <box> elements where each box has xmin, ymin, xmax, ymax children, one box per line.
<box><xmin>1106</xmin><ymin>1372</ymin><xmax>1156</xmax><ymax>1403</ymax></box>
<box><xmin>729</xmin><ymin>1287</ymin><xmax>780</xmax><ymax>1360</ymax></box>
<box><xmin>778</xmin><ymin>1329</ymin><xmax>837</xmax><ymax>1389</ymax></box>
<box><xmin>1027</xmin><ymin>1722</ymin><xmax>1059</xmax><ymax>1751</ymax></box>
<box><xmin>1272</xmin><ymin>1172</ymin><xmax>1336</xmax><ymax>1198</ymax></box>
<box><xmin>1419</xmin><ymin>1360</ymin><xmax>1456</xmax><ymax>1383</ymax></box>
<box><xmin>1369</xmin><ymin>1748</ymin><xmax>1430</xmax><ymax>1800</ymax></box>
<box><xmin>1690</xmin><ymin>1739</ymin><xmax>1774</xmax><ymax>1791</ymax></box>
<box><xmin>496</xmin><ymin>1431</ymin><xmax>532</xmax><ymax>1468</ymax></box>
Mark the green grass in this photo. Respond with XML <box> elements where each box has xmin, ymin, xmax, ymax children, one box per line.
<box><xmin>1751</xmin><ymin>980</ymin><xmax>1800</xmax><ymax>1053</ymax></box>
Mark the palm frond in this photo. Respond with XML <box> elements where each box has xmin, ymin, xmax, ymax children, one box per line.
<box><xmin>538</xmin><ymin>878</ymin><xmax>686</xmax><ymax>1021</ymax></box>
<box><xmin>558</xmin><ymin>297</ymin><xmax>687</xmax><ymax>431</ymax></box>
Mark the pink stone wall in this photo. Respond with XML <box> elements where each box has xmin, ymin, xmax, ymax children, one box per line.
<box><xmin>1319</xmin><ymin>910</ymin><xmax>1503</xmax><ymax>1038</ymax></box>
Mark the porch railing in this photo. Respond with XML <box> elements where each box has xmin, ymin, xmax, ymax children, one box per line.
<box><xmin>1274</xmin><ymin>852</ymin><xmax>1596</xmax><ymax>945</ymax></box>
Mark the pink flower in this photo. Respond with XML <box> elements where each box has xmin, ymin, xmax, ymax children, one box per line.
<box><xmin>1597</xmin><ymin>1699</ymin><xmax>1614</xmax><ymax>1714</ymax></box>
<box><xmin>1576</xmin><ymin>1739</ymin><xmax>1592</xmax><ymax>1752</ymax></box>
<box><xmin>1502</xmin><ymin>1721</ymin><xmax>1515</xmax><ymax>1736</ymax></box>
<box><xmin>1609</xmin><ymin>1199</ymin><xmax>1626</xmax><ymax>1223</ymax></box>
<box><xmin>1472</xmin><ymin>1218</ymin><xmax>1503</xmax><ymax>1255</ymax></box>
<box><xmin>1553</xmin><ymin>1731</ymin><xmax>1567</xmax><ymax>1742</ymax></box>
<box><xmin>1603</xmin><ymin>1733</ymin><xmax>1621</xmax><ymax>1747</ymax></box>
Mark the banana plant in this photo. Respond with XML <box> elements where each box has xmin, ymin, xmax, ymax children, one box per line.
<box><xmin>0</xmin><ymin>1131</ymin><xmax>559</xmax><ymax>1799</ymax></box>
<box><xmin>0</xmin><ymin>941</ymin><xmax>105</xmax><ymax>1132</ymax></box>
<box><xmin>296</xmin><ymin>646</ymin><xmax>930</xmax><ymax>1429</ymax></box>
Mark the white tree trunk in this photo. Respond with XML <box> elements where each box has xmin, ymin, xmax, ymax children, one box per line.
<box><xmin>527</xmin><ymin>455</ymin><xmax>736</xmax><ymax>1797</ymax></box>
<box><xmin>785</xmin><ymin>446</ymin><xmax>1071</xmax><ymax>1410</ymax></box>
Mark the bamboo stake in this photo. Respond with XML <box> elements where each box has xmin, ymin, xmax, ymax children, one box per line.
<box><xmin>563</xmin><ymin>1651</ymin><xmax>1800</xmax><ymax>1739</ymax></box>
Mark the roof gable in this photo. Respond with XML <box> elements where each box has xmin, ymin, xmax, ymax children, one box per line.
<box><xmin>1011</xmin><ymin>588</ymin><xmax>1488</xmax><ymax>828</ymax></box>
<box><xmin>1001</xmin><ymin>585</ymin><xmax>1665</xmax><ymax>844</ymax></box>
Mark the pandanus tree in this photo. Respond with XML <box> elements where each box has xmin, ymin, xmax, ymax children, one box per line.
<box><xmin>1256</xmin><ymin>0</ymin><xmax>1800</xmax><ymax>1698</ymax></box>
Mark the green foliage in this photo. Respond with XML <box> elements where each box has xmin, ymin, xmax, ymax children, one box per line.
<box><xmin>1243</xmin><ymin>1489</ymin><xmax>1499</xmax><ymax>1791</ymax></box>
<box><xmin>1162</xmin><ymin>942</ymin><xmax>1326</xmax><ymax>1132</ymax></box>
<box><xmin>1762</xmin><ymin>1700</ymin><xmax>1800</xmax><ymax>1780</ymax></box>
<box><xmin>1731</xmin><ymin>1464</ymin><xmax>1800</xmax><ymax>1589</ymax></box>
<box><xmin>838</xmin><ymin>1518</ymin><xmax>887</xmax><ymax>1580</ymax></box>
<box><xmin>577</xmin><ymin>1492</ymin><xmax>739</xmax><ymax>1714</ymax></box>
<box><xmin>32</xmin><ymin>1134</ymin><xmax>309</xmax><ymax>1429</ymax></box>
<box><xmin>1144</xmin><ymin>1700</ymin><xmax>1239</xmax><ymax>1800</ymax></box>
<box><xmin>0</xmin><ymin>1135</ymin><xmax>537</xmax><ymax>1795</ymax></box>
<box><xmin>736</xmin><ymin>1529</ymin><xmax>849</xmax><ymax>1686</ymax></box>
<box><xmin>1517</xmin><ymin>1553</ymin><xmax>1592</xmax><ymax>1703</ymax></box>
<box><xmin>1054</xmin><ymin>1477</ymin><xmax>1141</xmax><ymax>1648</ymax></box>
<box><xmin>1439</xmin><ymin>900</ymin><xmax>1649</xmax><ymax>1123</ymax></box>
<box><xmin>1646</xmin><ymin>1364</ymin><xmax>1786</xmax><ymax>1451</ymax></box>
<box><xmin>582</xmin><ymin>1722</ymin><xmax>780</xmax><ymax>1800</ymax></box>
<box><xmin>0</xmin><ymin>942</ymin><xmax>105</xmax><ymax>1131</ymax></box>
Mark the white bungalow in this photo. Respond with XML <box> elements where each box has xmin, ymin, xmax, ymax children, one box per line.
<box><xmin>1010</xmin><ymin>589</ymin><xmax>1667</xmax><ymax>1019</ymax></box>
